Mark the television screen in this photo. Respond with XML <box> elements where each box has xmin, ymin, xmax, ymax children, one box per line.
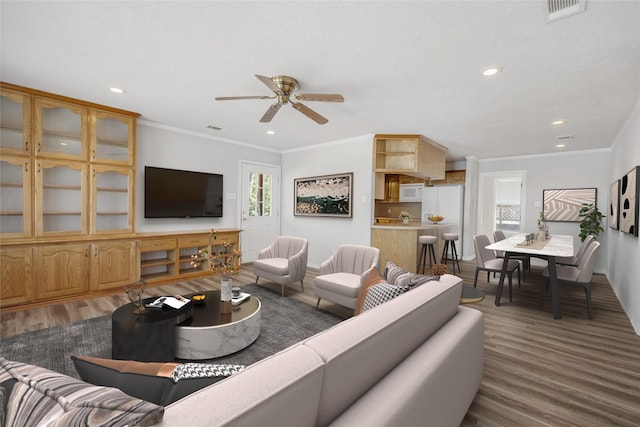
<box><xmin>144</xmin><ymin>166</ymin><xmax>223</xmax><ymax>218</ymax></box>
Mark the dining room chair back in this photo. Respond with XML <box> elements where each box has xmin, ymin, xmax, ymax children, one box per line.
<box><xmin>556</xmin><ymin>234</ymin><xmax>594</xmax><ymax>267</ymax></box>
<box><xmin>542</xmin><ymin>241</ymin><xmax>600</xmax><ymax>319</ymax></box>
<box><xmin>473</xmin><ymin>234</ymin><xmax>521</xmax><ymax>301</ymax></box>
<box><xmin>493</xmin><ymin>230</ymin><xmax>530</xmax><ymax>282</ymax></box>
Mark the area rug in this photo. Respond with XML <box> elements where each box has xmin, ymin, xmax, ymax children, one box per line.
<box><xmin>0</xmin><ymin>284</ymin><xmax>346</xmax><ymax>378</ymax></box>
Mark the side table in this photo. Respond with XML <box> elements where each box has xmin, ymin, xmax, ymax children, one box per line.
<box><xmin>112</xmin><ymin>298</ymin><xmax>193</xmax><ymax>362</ymax></box>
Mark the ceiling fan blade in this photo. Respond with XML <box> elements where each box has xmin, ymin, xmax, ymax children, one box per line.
<box><xmin>291</xmin><ymin>102</ymin><xmax>328</xmax><ymax>125</ymax></box>
<box><xmin>255</xmin><ymin>74</ymin><xmax>284</xmax><ymax>95</ymax></box>
<box><xmin>260</xmin><ymin>103</ymin><xmax>282</xmax><ymax>122</ymax></box>
<box><xmin>295</xmin><ymin>93</ymin><xmax>344</xmax><ymax>102</ymax></box>
<box><xmin>215</xmin><ymin>95</ymin><xmax>274</xmax><ymax>101</ymax></box>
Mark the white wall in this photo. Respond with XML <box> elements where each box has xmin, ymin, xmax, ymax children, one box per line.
<box><xmin>476</xmin><ymin>149</ymin><xmax>612</xmax><ymax>273</ymax></box>
<box><xmin>608</xmin><ymin>100</ymin><xmax>640</xmax><ymax>334</ymax></box>
<box><xmin>281</xmin><ymin>135</ymin><xmax>375</xmax><ymax>268</ymax></box>
<box><xmin>135</xmin><ymin>122</ymin><xmax>280</xmax><ymax>232</ymax></box>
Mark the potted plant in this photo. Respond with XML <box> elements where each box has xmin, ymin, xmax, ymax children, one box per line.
<box><xmin>577</xmin><ymin>203</ymin><xmax>604</xmax><ymax>242</ymax></box>
<box><xmin>191</xmin><ymin>229</ymin><xmax>242</xmax><ymax>303</ymax></box>
<box><xmin>399</xmin><ymin>211</ymin><xmax>411</xmax><ymax>225</ymax></box>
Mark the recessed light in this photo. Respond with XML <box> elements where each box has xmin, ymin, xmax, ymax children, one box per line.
<box><xmin>266</xmin><ymin>130</ymin><xmax>275</xmax><ymax>135</ymax></box>
<box><xmin>482</xmin><ymin>66</ymin><xmax>502</xmax><ymax>76</ymax></box>
<box><xmin>556</xmin><ymin>144</ymin><xmax>566</xmax><ymax>148</ymax></box>
<box><xmin>109</xmin><ymin>87</ymin><xmax>125</xmax><ymax>94</ymax></box>
<box><xmin>552</xmin><ymin>120</ymin><xmax>566</xmax><ymax>125</ymax></box>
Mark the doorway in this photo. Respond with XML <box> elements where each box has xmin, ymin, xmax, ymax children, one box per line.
<box><xmin>239</xmin><ymin>161</ymin><xmax>281</xmax><ymax>262</ymax></box>
<box><xmin>478</xmin><ymin>171</ymin><xmax>526</xmax><ymax>239</ymax></box>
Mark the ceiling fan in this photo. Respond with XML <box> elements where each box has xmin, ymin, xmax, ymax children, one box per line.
<box><xmin>215</xmin><ymin>74</ymin><xmax>344</xmax><ymax>125</ymax></box>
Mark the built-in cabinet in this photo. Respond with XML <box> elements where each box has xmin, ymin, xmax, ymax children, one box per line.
<box><xmin>0</xmin><ymin>82</ymin><xmax>142</xmax><ymax>310</ymax></box>
<box><xmin>139</xmin><ymin>230</ymin><xmax>241</xmax><ymax>285</ymax></box>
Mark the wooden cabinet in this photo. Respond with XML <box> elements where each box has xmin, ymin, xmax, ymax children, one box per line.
<box><xmin>91</xmin><ymin>241</ymin><xmax>138</xmax><ymax>291</ymax></box>
<box><xmin>374</xmin><ymin>134</ymin><xmax>447</xmax><ymax>180</ymax></box>
<box><xmin>0</xmin><ymin>82</ymin><xmax>139</xmax><ymax>239</ymax></box>
<box><xmin>139</xmin><ymin>230</ymin><xmax>242</xmax><ymax>285</ymax></box>
<box><xmin>0</xmin><ymin>247</ymin><xmax>34</xmax><ymax>306</ymax></box>
<box><xmin>35</xmin><ymin>243</ymin><xmax>90</xmax><ymax>300</ymax></box>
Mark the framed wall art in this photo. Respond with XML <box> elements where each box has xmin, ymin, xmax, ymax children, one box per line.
<box><xmin>542</xmin><ymin>188</ymin><xmax>597</xmax><ymax>222</ymax></box>
<box><xmin>609</xmin><ymin>180</ymin><xmax>620</xmax><ymax>230</ymax></box>
<box><xmin>620</xmin><ymin>166</ymin><xmax>639</xmax><ymax>237</ymax></box>
<box><xmin>294</xmin><ymin>172</ymin><xmax>353</xmax><ymax>217</ymax></box>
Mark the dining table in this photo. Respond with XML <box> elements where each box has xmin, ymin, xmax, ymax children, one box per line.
<box><xmin>485</xmin><ymin>233</ymin><xmax>574</xmax><ymax>319</ymax></box>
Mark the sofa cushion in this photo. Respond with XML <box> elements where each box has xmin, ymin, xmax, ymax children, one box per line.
<box><xmin>0</xmin><ymin>358</ymin><xmax>164</xmax><ymax>427</ymax></box>
<box><xmin>384</xmin><ymin>260</ymin><xmax>412</xmax><ymax>287</ymax></box>
<box><xmin>354</xmin><ymin>267</ymin><xmax>387</xmax><ymax>315</ymax></box>
<box><xmin>72</xmin><ymin>356</ymin><xmax>243</xmax><ymax>406</ymax></box>
<box><xmin>361</xmin><ymin>282</ymin><xmax>409</xmax><ymax>312</ymax></box>
<box><xmin>303</xmin><ymin>274</ymin><xmax>463</xmax><ymax>426</ymax></box>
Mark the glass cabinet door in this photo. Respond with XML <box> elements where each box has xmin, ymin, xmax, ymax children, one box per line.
<box><xmin>0</xmin><ymin>156</ymin><xmax>32</xmax><ymax>237</ymax></box>
<box><xmin>35</xmin><ymin>160</ymin><xmax>88</xmax><ymax>236</ymax></box>
<box><xmin>35</xmin><ymin>98</ymin><xmax>87</xmax><ymax>160</ymax></box>
<box><xmin>92</xmin><ymin>111</ymin><xmax>134</xmax><ymax>165</ymax></box>
<box><xmin>92</xmin><ymin>165</ymin><xmax>133</xmax><ymax>233</ymax></box>
<box><xmin>0</xmin><ymin>89</ymin><xmax>31</xmax><ymax>155</ymax></box>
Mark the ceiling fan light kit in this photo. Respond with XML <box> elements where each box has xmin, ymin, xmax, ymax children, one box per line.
<box><xmin>215</xmin><ymin>74</ymin><xmax>344</xmax><ymax>124</ymax></box>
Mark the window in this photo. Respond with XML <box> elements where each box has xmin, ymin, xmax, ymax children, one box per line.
<box><xmin>248</xmin><ymin>172</ymin><xmax>271</xmax><ymax>217</ymax></box>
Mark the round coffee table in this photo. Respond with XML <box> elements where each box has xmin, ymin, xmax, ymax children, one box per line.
<box><xmin>175</xmin><ymin>290</ymin><xmax>261</xmax><ymax>360</ymax></box>
<box><xmin>460</xmin><ymin>285</ymin><xmax>485</xmax><ymax>304</ymax></box>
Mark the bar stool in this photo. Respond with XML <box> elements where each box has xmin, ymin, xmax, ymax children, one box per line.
<box><xmin>441</xmin><ymin>233</ymin><xmax>461</xmax><ymax>274</ymax></box>
<box><xmin>417</xmin><ymin>235</ymin><xmax>438</xmax><ymax>274</ymax></box>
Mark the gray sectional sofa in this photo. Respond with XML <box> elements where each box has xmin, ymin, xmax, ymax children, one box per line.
<box><xmin>158</xmin><ymin>273</ymin><xmax>484</xmax><ymax>426</ymax></box>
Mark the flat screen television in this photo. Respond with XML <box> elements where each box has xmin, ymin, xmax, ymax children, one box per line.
<box><xmin>144</xmin><ymin>166</ymin><xmax>223</xmax><ymax>218</ymax></box>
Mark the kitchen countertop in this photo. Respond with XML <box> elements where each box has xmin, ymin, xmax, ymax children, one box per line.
<box><xmin>371</xmin><ymin>222</ymin><xmax>453</xmax><ymax>230</ymax></box>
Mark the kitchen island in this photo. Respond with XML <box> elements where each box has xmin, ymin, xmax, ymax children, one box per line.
<box><xmin>371</xmin><ymin>222</ymin><xmax>455</xmax><ymax>273</ymax></box>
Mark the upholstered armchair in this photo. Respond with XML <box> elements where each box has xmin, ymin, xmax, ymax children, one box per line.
<box><xmin>254</xmin><ymin>236</ymin><xmax>308</xmax><ymax>297</ymax></box>
<box><xmin>314</xmin><ymin>244</ymin><xmax>380</xmax><ymax>309</ymax></box>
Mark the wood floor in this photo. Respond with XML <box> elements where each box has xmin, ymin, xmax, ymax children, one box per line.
<box><xmin>2</xmin><ymin>260</ymin><xmax>639</xmax><ymax>426</ymax></box>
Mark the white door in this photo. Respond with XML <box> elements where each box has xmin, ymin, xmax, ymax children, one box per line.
<box><xmin>478</xmin><ymin>171</ymin><xmax>526</xmax><ymax>239</ymax></box>
<box><xmin>240</xmin><ymin>161</ymin><xmax>281</xmax><ymax>262</ymax></box>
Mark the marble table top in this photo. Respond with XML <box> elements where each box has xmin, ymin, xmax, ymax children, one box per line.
<box><xmin>485</xmin><ymin>233</ymin><xmax>574</xmax><ymax>257</ymax></box>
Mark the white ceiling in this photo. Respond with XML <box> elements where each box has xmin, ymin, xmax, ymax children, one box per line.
<box><xmin>2</xmin><ymin>1</ymin><xmax>639</xmax><ymax>161</ymax></box>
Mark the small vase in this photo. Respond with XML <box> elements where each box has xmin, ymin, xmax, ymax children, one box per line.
<box><xmin>220</xmin><ymin>278</ymin><xmax>232</xmax><ymax>301</ymax></box>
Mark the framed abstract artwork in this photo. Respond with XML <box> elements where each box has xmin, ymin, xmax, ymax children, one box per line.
<box><xmin>294</xmin><ymin>172</ymin><xmax>353</xmax><ymax>217</ymax></box>
<box><xmin>620</xmin><ymin>166</ymin><xmax>639</xmax><ymax>237</ymax></box>
<box><xmin>542</xmin><ymin>188</ymin><xmax>597</xmax><ymax>222</ymax></box>
<box><xmin>609</xmin><ymin>180</ymin><xmax>620</xmax><ymax>230</ymax></box>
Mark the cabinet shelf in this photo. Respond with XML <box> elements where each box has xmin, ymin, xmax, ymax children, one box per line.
<box><xmin>141</xmin><ymin>258</ymin><xmax>174</xmax><ymax>268</ymax></box>
<box><xmin>1</xmin><ymin>121</ymin><xmax>23</xmax><ymax>132</ymax></box>
<box><xmin>96</xmin><ymin>137</ymin><xmax>128</xmax><ymax>148</ymax></box>
<box><xmin>42</xmin><ymin>212</ymin><xmax>81</xmax><ymax>215</ymax></box>
<box><xmin>0</xmin><ymin>211</ymin><xmax>24</xmax><ymax>216</ymax></box>
<box><xmin>0</xmin><ymin>182</ymin><xmax>23</xmax><ymax>188</ymax></box>
<box><xmin>96</xmin><ymin>187</ymin><xmax>127</xmax><ymax>192</ymax></box>
<box><xmin>43</xmin><ymin>184</ymin><xmax>82</xmax><ymax>191</ymax></box>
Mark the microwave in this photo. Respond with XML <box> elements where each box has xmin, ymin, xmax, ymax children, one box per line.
<box><xmin>399</xmin><ymin>184</ymin><xmax>424</xmax><ymax>202</ymax></box>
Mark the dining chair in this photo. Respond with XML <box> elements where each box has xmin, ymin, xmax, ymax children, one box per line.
<box><xmin>542</xmin><ymin>241</ymin><xmax>600</xmax><ymax>319</ymax></box>
<box><xmin>555</xmin><ymin>234</ymin><xmax>594</xmax><ymax>267</ymax></box>
<box><xmin>493</xmin><ymin>230</ymin><xmax>530</xmax><ymax>283</ymax></box>
<box><xmin>473</xmin><ymin>234</ymin><xmax>521</xmax><ymax>302</ymax></box>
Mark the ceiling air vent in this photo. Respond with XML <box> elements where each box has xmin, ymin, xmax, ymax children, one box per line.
<box><xmin>543</xmin><ymin>0</ymin><xmax>586</xmax><ymax>23</ymax></box>
<box><xmin>557</xmin><ymin>135</ymin><xmax>573</xmax><ymax>141</ymax></box>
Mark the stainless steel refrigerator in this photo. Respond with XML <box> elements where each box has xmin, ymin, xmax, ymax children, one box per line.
<box><xmin>422</xmin><ymin>184</ymin><xmax>464</xmax><ymax>257</ymax></box>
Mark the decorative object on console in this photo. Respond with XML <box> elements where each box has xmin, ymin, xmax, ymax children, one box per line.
<box><xmin>294</xmin><ymin>172</ymin><xmax>353</xmax><ymax>217</ymax></box>
<box><xmin>542</xmin><ymin>188</ymin><xmax>597</xmax><ymax>222</ymax></box>
<box><xmin>191</xmin><ymin>229</ymin><xmax>242</xmax><ymax>281</ymax></box>
<box><xmin>620</xmin><ymin>166</ymin><xmax>639</xmax><ymax>237</ymax></box>
<box><xmin>124</xmin><ymin>280</ymin><xmax>148</xmax><ymax>315</ymax></box>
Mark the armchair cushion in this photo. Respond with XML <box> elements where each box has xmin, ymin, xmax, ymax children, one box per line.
<box><xmin>253</xmin><ymin>258</ymin><xmax>289</xmax><ymax>276</ymax></box>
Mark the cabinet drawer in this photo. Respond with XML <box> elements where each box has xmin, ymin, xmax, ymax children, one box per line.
<box><xmin>140</xmin><ymin>238</ymin><xmax>176</xmax><ymax>251</ymax></box>
<box><xmin>212</xmin><ymin>232</ymin><xmax>239</xmax><ymax>244</ymax></box>
<box><xmin>178</xmin><ymin>235</ymin><xmax>210</xmax><ymax>248</ymax></box>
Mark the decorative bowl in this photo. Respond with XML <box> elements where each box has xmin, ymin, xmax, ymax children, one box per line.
<box><xmin>191</xmin><ymin>294</ymin><xmax>207</xmax><ymax>305</ymax></box>
<box><xmin>428</xmin><ymin>215</ymin><xmax>444</xmax><ymax>223</ymax></box>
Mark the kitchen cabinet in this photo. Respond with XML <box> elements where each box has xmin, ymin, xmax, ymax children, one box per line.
<box><xmin>0</xmin><ymin>247</ymin><xmax>34</xmax><ymax>306</ymax></box>
<box><xmin>35</xmin><ymin>243</ymin><xmax>90</xmax><ymax>300</ymax></box>
<box><xmin>91</xmin><ymin>240</ymin><xmax>138</xmax><ymax>291</ymax></box>
<box><xmin>374</xmin><ymin>134</ymin><xmax>447</xmax><ymax>180</ymax></box>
